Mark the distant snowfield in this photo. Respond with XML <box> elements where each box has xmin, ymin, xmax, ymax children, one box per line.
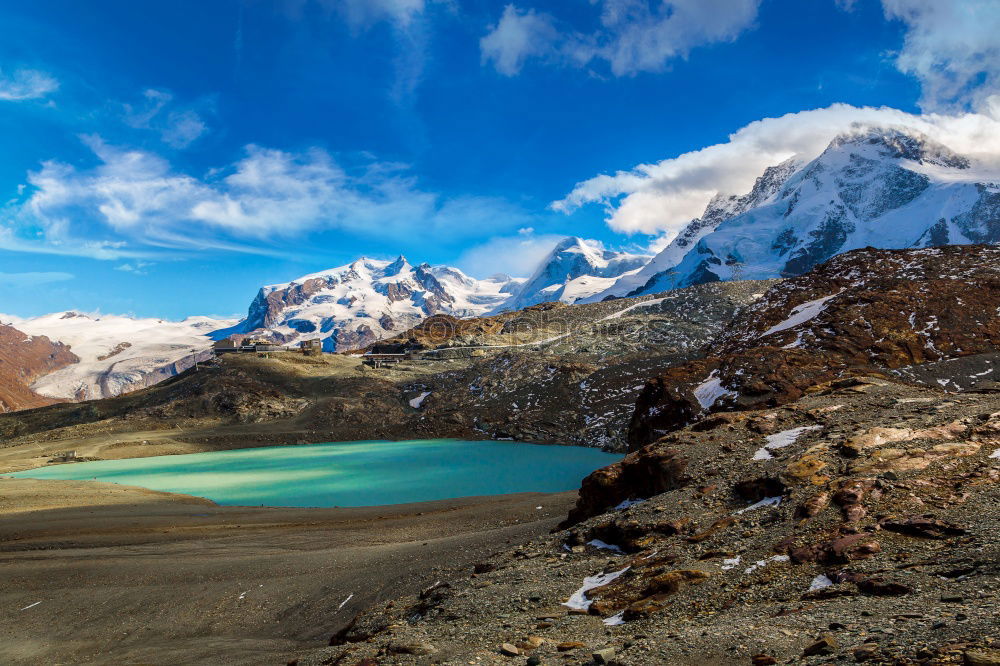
<box><xmin>6</xmin><ymin>312</ymin><xmax>236</xmax><ymax>400</ymax></box>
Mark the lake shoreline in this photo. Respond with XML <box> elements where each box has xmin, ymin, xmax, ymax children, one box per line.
<box><xmin>0</xmin><ymin>476</ymin><xmax>577</xmax><ymax>664</ymax></box>
<box><xmin>7</xmin><ymin>438</ymin><xmax>620</xmax><ymax>508</ymax></box>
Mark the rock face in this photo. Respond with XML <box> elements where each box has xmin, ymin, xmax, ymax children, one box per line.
<box><xmin>603</xmin><ymin>127</ymin><xmax>1000</xmax><ymax>298</ymax></box>
<box><xmin>229</xmin><ymin>256</ymin><xmax>525</xmax><ymax>352</ymax></box>
<box><xmin>628</xmin><ymin>244</ymin><xmax>1000</xmax><ymax>450</ymax></box>
<box><xmin>0</xmin><ymin>323</ymin><xmax>78</xmax><ymax>412</ymax></box>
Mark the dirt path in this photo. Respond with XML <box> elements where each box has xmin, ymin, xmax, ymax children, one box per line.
<box><xmin>0</xmin><ymin>478</ymin><xmax>575</xmax><ymax>665</ymax></box>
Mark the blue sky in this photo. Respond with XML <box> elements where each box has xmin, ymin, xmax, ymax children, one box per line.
<box><xmin>0</xmin><ymin>0</ymin><xmax>996</xmax><ymax>319</ymax></box>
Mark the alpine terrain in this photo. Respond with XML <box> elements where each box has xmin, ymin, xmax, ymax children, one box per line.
<box><xmin>594</xmin><ymin>127</ymin><xmax>1000</xmax><ymax>299</ymax></box>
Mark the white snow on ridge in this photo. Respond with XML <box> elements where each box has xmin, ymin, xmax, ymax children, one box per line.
<box><xmin>761</xmin><ymin>293</ymin><xmax>840</xmax><ymax>338</ymax></box>
<box><xmin>502</xmin><ymin>237</ymin><xmax>649</xmax><ymax>311</ymax></box>
<box><xmin>12</xmin><ymin>312</ymin><xmax>236</xmax><ymax>400</ymax></box>
<box><xmin>563</xmin><ymin>567</ymin><xmax>630</xmax><ymax>611</ymax></box>
<box><xmin>753</xmin><ymin>425</ymin><xmax>822</xmax><ymax>460</ymax></box>
<box><xmin>409</xmin><ymin>391</ymin><xmax>431</xmax><ymax>408</ymax></box>
<box><xmin>735</xmin><ymin>496</ymin><xmax>783</xmax><ymax>514</ymax></box>
<box><xmin>693</xmin><ymin>371</ymin><xmax>737</xmax><ymax>410</ymax></box>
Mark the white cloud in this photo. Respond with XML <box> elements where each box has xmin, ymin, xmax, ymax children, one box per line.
<box><xmin>123</xmin><ymin>89</ymin><xmax>209</xmax><ymax>149</ymax></box>
<box><xmin>114</xmin><ymin>261</ymin><xmax>153</xmax><ymax>275</ymax></box>
<box><xmin>0</xmin><ymin>271</ymin><xmax>74</xmax><ymax>287</ymax></box>
<box><xmin>0</xmin><ymin>68</ymin><xmax>58</xmax><ymax>101</ymax></box>
<box><xmin>481</xmin><ymin>5</ymin><xmax>560</xmax><ymax>76</ymax></box>
<box><xmin>882</xmin><ymin>0</ymin><xmax>1000</xmax><ymax>114</ymax></box>
<box><xmin>482</xmin><ymin>0</ymin><xmax>760</xmax><ymax>77</ymax></box>
<box><xmin>457</xmin><ymin>232</ymin><xmax>565</xmax><ymax>278</ymax></box>
<box><xmin>4</xmin><ymin>136</ymin><xmax>529</xmax><ymax>258</ymax></box>
<box><xmin>554</xmin><ymin>104</ymin><xmax>1000</xmax><ymax>238</ymax></box>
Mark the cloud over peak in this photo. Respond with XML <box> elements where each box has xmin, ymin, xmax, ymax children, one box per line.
<box><xmin>554</xmin><ymin>104</ymin><xmax>1000</xmax><ymax>239</ymax></box>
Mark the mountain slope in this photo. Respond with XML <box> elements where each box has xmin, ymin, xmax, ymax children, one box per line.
<box><xmin>502</xmin><ymin>237</ymin><xmax>649</xmax><ymax>310</ymax></box>
<box><xmin>229</xmin><ymin>256</ymin><xmax>524</xmax><ymax>352</ymax></box>
<box><xmin>627</xmin><ymin>243</ymin><xmax>1000</xmax><ymax>451</ymax></box>
<box><xmin>612</xmin><ymin>127</ymin><xmax>1000</xmax><ymax>297</ymax></box>
<box><xmin>0</xmin><ymin>281</ymin><xmax>768</xmax><ymax>451</ymax></box>
<box><xmin>0</xmin><ymin>322</ymin><xmax>78</xmax><ymax>412</ymax></box>
<box><xmin>587</xmin><ymin>158</ymin><xmax>801</xmax><ymax>301</ymax></box>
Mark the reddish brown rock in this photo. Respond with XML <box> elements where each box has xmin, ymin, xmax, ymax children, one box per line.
<box><xmin>0</xmin><ymin>323</ymin><xmax>78</xmax><ymax>413</ymax></box>
<box><xmin>878</xmin><ymin>515</ymin><xmax>967</xmax><ymax>539</ymax></box>
<box><xmin>561</xmin><ymin>447</ymin><xmax>689</xmax><ymax>526</ymax></box>
<box><xmin>797</xmin><ymin>491</ymin><xmax>831</xmax><ymax>518</ymax></box>
<box><xmin>856</xmin><ymin>577</ymin><xmax>912</xmax><ymax>596</ymax></box>
<box><xmin>787</xmin><ymin>533</ymin><xmax>881</xmax><ymax>564</ymax></box>
<box><xmin>628</xmin><ymin>245</ymin><xmax>1000</xmax><ymax>450</ymax></box>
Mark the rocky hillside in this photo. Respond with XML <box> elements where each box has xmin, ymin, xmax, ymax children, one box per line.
<box><xmin>0</xmin><ymin>281</ymin><xmax>768</xmax><ymax>453</ymax></box>
<box><xmin>0</xmin><ymin>323</ymin><xmax>77</xmax><ymax>412</ymax></box>
<box><xmin>627</xmin><ymin>244</ymin><xmax>1000</xmax><ymax>451</ymax></box>
<box><xmin>301</xmin><ymin>244</ymin><xmax>1000</xmax><ymax>666</ymax></box>
<box><xmin>309</xmin><ymin>374</ymin><xmax>1000</xmax><ymax>666</ymax></box>
<box><xmin>601</xmin><ymin>127</ymin><xmax>1000</xmax><ymax>298</ymax></box>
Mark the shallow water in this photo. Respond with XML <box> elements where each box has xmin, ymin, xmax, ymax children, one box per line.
<box><xmin>10</xmin><ymin>439</ymin><xmax>621</xmax><ymax>507</ymax></box>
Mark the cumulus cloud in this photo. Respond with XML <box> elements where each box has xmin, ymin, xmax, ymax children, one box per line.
<box><xmin>881</xmin><ymin>0</ymin><xmax>1000</xmax><ymax>113</ymax></box>
<box><xmin>0</xmin><ymin>271</ymin><xmax>74</xmax><ymax>287</ymax></box>
<box><xmin>4</xmin><ymin>136</ymin><xmax>529</xmax><ymax>258</ymax></box>
<box><xmin>0</xmin><ymin>68</ymin><xmax>58</xmax><ymax>101</ymax></box>
<box><xmin>482</xmin><ymin>0</ymin><xmax>760</xmax><ymax>77</ymax></box>
<box><xmin>123</xmin><ymin>89</ymin><xmax>209</xmax><ymax>149</ymax></box>
<box><xmin>480</xmin><ymin>5</ymin><xmax>560</xmax><ymax>76</ymax></box>
<box><xmin>554</xmin><ymin>104</ymin><xmax>1000</xmax><ymax>238</ymax></box>
<box><xmin>457</xmin><ymin>232</ymin><xmax>565</xmax><ymax>278</ymax></box>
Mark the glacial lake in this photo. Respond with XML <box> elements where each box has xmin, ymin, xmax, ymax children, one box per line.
<box><xmin>9</xmin><ymin>439</ymin><xmax>622</xmax><ymax>508</ymax></box>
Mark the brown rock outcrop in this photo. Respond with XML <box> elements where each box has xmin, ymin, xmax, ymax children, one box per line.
<box><xmin>0</xmin><ymin>323</ymin><xmax>78</xmax><ymax>412</ymax></box>
<box><xmin>629</xmin><ymin>245</ymin><xmax>1000</xmax><ymax>450</ymax></box>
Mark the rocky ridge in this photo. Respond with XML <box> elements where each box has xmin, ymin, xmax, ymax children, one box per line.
<box><xmin>0</xmin><ymin>323</ymin><xmax>77</xmax><ymax>412</ymax></box>
<box><xmin>627</xmin><ymin>244</ymin><xmax>1000</xmax><ymax>452</ymax></box>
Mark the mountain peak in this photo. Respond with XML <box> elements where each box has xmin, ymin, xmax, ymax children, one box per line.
<box><xmin>504</xmin><ymin>237</ymin><xmax>649</xmax><ymax>311</ymax></box>
<box><xmin>828</xmin><ymin>126</ymin><xmax>970</xmax><ymax>169</ymax></box>
<box><xmin>553</xmin><ymin>236</ymin><xmax>588</xmax><ymax>251</ymax></box>
<box><xmin>384</xmin><ymin>255</ymin><xmax>410</xmax><ymax>276</ymax></box>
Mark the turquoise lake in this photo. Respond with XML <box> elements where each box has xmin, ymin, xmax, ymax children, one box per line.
<box><xmin>9</xmin><ymin>439</ymin><xmax>622</xmax><ymax>508</ymax></box>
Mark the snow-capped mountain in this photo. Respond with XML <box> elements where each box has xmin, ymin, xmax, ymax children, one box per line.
<box><xmin>5</xmin><ymin>312</ymin><xmax>237</xmax><ymax>401</ymax></box>
<box><xmin>499</xmin><ymin>237</ymin><xmax>650</xmax><ymax>311</ymax></box>
<box><xmin>229</xmin><ymin>256</ymin><xmax>525</xmax><ymax>351</ymax></box>
<box><xmin>584</xmin><ymin>159</ymin><xmax>801</xmax><ymax>301</ymax></box>
<box><xmin>600</xmin><ymin>127</ymin><xmax>1000</xmax><ymax>297</ymax></box>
